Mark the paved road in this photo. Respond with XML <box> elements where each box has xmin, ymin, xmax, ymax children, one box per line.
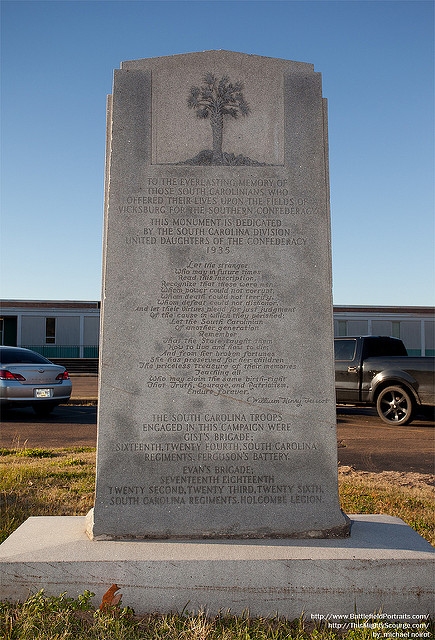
<box><xmin>336</xmin><ymin>406</ymin><xmax>434</xmax><ymax>474</ymax></box>
<box><xmin>0</xmin><ymin>405</ymin><xmax>97</xmax><ymax>449</ymax></box>
<box><xmin>1</xmin><ymin>404</ymin><xmax>433</xmax><ymax>474</ymax></box>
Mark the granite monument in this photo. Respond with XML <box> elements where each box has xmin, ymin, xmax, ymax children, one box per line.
<box><xmin>88</xmin><ymin>50</ymin><xmax>349</xmax><ymax>540</ymax></box>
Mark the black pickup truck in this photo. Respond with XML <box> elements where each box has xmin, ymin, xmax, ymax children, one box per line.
<box><xmin>334</xmin><ymin>336</ymin><xmax>435</xmax><ymax>425</ymax></box>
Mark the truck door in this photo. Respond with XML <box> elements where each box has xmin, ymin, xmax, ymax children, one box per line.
<box><xmin>334</xmin><ymin>338</ymin><xmax>361</xmax><ymax>402</ymax></box>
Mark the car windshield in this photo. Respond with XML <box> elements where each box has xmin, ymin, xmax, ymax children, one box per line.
<box><xmin>0</xmin><ymin>349</ymin><xmax>51</xmax><ymax>365</ymax></box>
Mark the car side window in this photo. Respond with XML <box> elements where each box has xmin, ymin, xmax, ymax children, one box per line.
<box><xmin>334</xmin><ymin>339</ymin><xmax>357</xmax><ymax>361</ymax></box>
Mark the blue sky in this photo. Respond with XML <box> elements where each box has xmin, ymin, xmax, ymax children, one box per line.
<box><xmin>1</xmin><ymin>0</ymin><xmax>434</xmax><ymax>305</ymax></box>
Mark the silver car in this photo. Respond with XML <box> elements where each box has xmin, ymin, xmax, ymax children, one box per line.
<box><xmin>0</xmin><ymin>346</ymin><xmax>72</xmax><ymax>415</ymax></box>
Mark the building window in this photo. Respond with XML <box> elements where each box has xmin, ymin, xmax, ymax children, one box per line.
<box><xmin>45</xmin><ymin>318</ymin><xmax>56</xmax><ymax>344</ymax></box>
<box><xmin>392</xmin><ymin>321</ymin><xmax>400</xmax><ymax>339</ymax></box>
<box><xmin>337</xmin><ymin>320</ymin><xmax>347</xmax><ymax>337</ymax></box>
<box><xmin>0</xmin><ymin>318</ymin><xmax>3</xmax><ymax>345</ymax></box>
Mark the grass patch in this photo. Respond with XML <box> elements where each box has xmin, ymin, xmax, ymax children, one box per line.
<box><xmin>1</xmin><ymin>591</ymin><xmax>432</xmax><ymax>639</ymax></box>
<box><xmin>16</xmin><ymin>449</ymin><xmax>56</xmax><ymax>459</ymax></box>
<box><xmin>339</xmin><ymin>472</ymin><xmax>434</xmax><ymax>546</ymax></box>
<box><xmin>0</xmin><ymin>448</ymin><xmax>55</xmax><ymax>458</ymax></box>
<box><xmin>0</xmin><ymin>448</ymin><xmax>96</xmax><ymax>544</ymax></box>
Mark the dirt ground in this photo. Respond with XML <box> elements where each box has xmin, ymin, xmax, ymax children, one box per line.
<box><xmin>338</xmin><ymin>465</ymin><xmax>434</xmax><ymax>491</ymax></box>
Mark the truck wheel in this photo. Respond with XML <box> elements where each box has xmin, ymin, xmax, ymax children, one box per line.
<box><xmin>376</xmin><ymin>386</ymin><xmax>415</xmax><ymax>426</ymax></box>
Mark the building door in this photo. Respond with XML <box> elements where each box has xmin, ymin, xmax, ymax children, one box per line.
<box><xmin>0</xmin><ymin>316</ymin><xmax>17</xmax><ymax>346</ymax></box>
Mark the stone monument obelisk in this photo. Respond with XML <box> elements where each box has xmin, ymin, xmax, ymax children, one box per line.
<box><xmin>88</xmin><ymin>50</ymin><xmax>349</xmax><ymax>540</ymax></box>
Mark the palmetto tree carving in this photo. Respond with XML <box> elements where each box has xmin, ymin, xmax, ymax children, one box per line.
<box><xmin>187</xmin><ymin>73</ymin><xmax>250</xmax><ymax>164</ymax></box>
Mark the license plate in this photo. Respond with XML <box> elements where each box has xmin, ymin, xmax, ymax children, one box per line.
<box><xmin>35</xmin><ymin>388</ymin><xmax>53</xmax><ymax>398</ymax></box>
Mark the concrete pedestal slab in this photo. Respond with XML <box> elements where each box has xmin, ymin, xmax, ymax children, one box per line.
<box><xmin>1</xmin><ymin>514</ymin><xmax>433</xmax><ymax>618</ymax></box>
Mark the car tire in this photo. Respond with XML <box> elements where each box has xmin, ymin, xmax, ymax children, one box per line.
<box><xmin>376</xmin><ymin>385</ymin><xmax>415</xmax><ymax>426</ymax></box>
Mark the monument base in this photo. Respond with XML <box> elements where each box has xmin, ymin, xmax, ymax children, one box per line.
<box><xmin>0</xmin><ymin>514</ymin><xmax>433</xmax><ymax>618</ymax></box>
<box><xmin>86</xmin><ymin>508</ymin><xmax>352</xmax><ymax>541</ymax></box>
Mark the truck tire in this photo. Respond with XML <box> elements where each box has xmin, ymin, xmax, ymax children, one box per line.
<box><xmin>376</xmin><ymin>385</ymin><xmax>415</xmax><ymax>426</ymax></box>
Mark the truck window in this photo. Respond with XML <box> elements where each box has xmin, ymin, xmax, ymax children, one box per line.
<box><xmin>334</xmin><ymin>339</ymin><xmax>357</xmax><ymax>361</ymax></box>
<box><xmin>363</xmin><ymin>338</ymin><xmax>408</xmax><ymax>358</ymax></box>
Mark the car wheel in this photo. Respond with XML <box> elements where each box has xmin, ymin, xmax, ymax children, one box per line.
<box><xmin>376</xmin><ymin>386</ymin><xmax>415</xmax><ymax>426</ymax></box>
